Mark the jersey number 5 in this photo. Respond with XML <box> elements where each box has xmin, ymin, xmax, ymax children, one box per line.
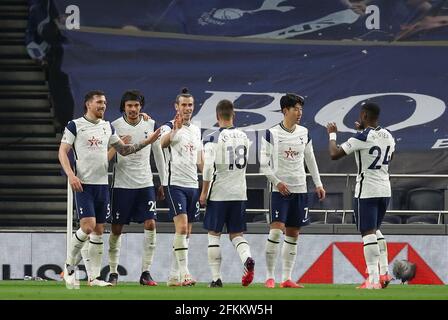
<box><xmin>368</xmin><ymin>146</ymin><xmax>391</xmax><ymax>169</ymax></box>
<box><xmin>226</xmin><ymin>145</ymin><xmax>247</xmax><ymax>170</ymax></box>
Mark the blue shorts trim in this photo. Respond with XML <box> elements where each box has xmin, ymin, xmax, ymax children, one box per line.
<box><xmin>203</xmin><ymin>200</ymin><xmax>247</xmax><ymax>233</ymax></box>
<box><xmin>270</xmin><ymin>192</ymin><xmax>309</xmax><ymax>228</ymax></box>
<box><xmin>353</xmin><ymin>197</ymin><xmax>390</xmax><ymax>233</ymax></box>
<box><xmin>110</xmin><ymin>187</ymin><xmax>157</xmax><ymax>224</ymax></box>
<box><xmin>74</xmin><ymin>184</ymin><xmax>110</xmax><ymax>224</ymax></box>
<box><xmin>165</xmin><ymin>185</ymin><xmax>200</xmax><ymax>222</ymax></box>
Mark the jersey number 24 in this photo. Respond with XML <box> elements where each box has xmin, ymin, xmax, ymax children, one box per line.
<box><xmin>368</xmin><ymin>146</ymin><xmax>392</xmax><ymax>170</ymax></box>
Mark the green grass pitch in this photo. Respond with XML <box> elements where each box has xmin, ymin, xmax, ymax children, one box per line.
<box><xmin>0</xmin><ymin>281</ymin><xmax>447</xmax><ymax>300</ymax></box>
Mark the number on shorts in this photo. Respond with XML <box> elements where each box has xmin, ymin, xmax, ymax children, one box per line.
<box><xmin>148</xmin><ymin>201</ymin><xmax>156</xmax><ymax>212</ymax></box>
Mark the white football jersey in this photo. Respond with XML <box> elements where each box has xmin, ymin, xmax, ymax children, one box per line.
<box><xmin>111</xmin><ymin>116</ymin><xmax>165</xmax><ymax>189</ymax></box>
<box><xmin>61</xmin><ymin>116</ymin><xmax>120</xmax><ymax>185</ymax></box>
<box><xmin>160</xmin><ymin>121</ymin><xmax>202</xmax><ymax>188</ymax></box>
<box><xmin>341</xmin><ymin>126</ymin><xmax>395</xmax><ymax>198</ymax></box>
<box><xmin>260</xmin><ymin>122</ymin><xmax>323</xmax><ymax>193</ymax></box>
<box><xmin>203</xmin><ymin>127</ymin><xmax>250</xmax><ymax>201</ymax></box>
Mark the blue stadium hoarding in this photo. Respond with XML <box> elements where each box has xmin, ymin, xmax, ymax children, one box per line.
<box><xmin>60</xmin><ymin>31</ymin><xmax>447</xmax><ymax>153</ymax></box>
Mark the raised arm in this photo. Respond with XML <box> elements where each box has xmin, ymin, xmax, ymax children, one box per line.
<box><xmin>161</xmin><ymin>113</ymin><xmax>182</xmax><ymax>148</ymax></box>
<box><xmin>58</xmin><ymin>142</ymin><xmax>83</xmax><ymax>192</ymax></box>
<box><xmin>326</xmin><ymin>122</ymin><xmax>347</xmax><ymax>160</ymax></box>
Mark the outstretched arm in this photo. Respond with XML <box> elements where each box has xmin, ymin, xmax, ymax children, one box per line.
<box><xmin>112</xmin><ymin>128</ymin><xmax>161</xmax><ymax>156</ymax></box>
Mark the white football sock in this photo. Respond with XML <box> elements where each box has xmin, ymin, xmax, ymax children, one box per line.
<box><xmin>142</xmin><ymin>229</ymin><xmax>156</xmax><ymax>272</ymax></box>
<box><xmin>363</xmin><ymin>234</ymin><xmax>380</xmax><ymax>284</ymax></box>
<box><xmin>265</xmin><ymin>229</ymin><xmax>282</xmax><ymax>280</ymax></box>
<box><xmin>207</xmin><ymin>234</ymin><xmax>222</xmax><ymax>281</ymax></box>
<box><xmin>173</xmin><ymin>233</ymin><xmax>189</xmax><ymax>278</ymax></box>
<box><xmin>231</xmin><ymin>236</ymin><xmax>251</xmax><ymax>264</ymax></box>
<box><xmin>281</xmin><ymin>236</ymin><xmax>298</xmax><ymax>282</ymax></box>
<box><xmin>88</xmin><ymin>234</ymin><xmax>104</xmax><ymax>280</ymax></box>
<box><xmin>80</xmin><ymin>240</ymin><xmax>91</xmax><ymax>279</ymax></box>
<box><xmin>169</xmin><ymin>245</ymin><xmax>179</xmax><ymax>279</ymax></box>
<box><xmin>108</xmin><ymin>233</ymin><xmax>121</xmax><ymax>274</ymax></box>
<box><xmin>66</xmin><ymin>228</ymin><xmax>89</xmax><ymax>266</ymax></box>
<box><xmin>376</xmin><ymin>230</ymin><xmax>389</xmax><ymax>275</ymax></box>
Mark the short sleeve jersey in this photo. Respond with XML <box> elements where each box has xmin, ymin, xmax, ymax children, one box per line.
<box><xmin>160</xmin><ymin>121</ymin><xmax>202</xmax><ymax>188</ymax></box>
<box><xmin>111</xmin><ymin>116</ymin><xmax>159</xmax><ymax>189</ymax></box>
<box><xmin>340</xmin><ymin>127</ymin><xmax>396</xmax><ymax>198</ymax></box>
<box><xmin>61</xmin><ymin>116</ymin><xmax>120</xmax><ymax>185</ymax></box>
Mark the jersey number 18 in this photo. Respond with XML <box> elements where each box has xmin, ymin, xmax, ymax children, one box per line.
<box><xmin>226</xmin><ymin>145</ymin><xmax>247</xmax><ymax>170</ymax></box>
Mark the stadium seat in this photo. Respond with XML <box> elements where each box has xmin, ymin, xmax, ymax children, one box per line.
<box><xmin>325</xmin><ymin>214</ymin><xmax>343</xmax><ymax>224</ymax></box>
<box><xmin>310</xmin><ymin>212</ymin><xmax>325</xmax><ymax>224</ymax></box>
<box><xmin>382</xmin><ymin>215</ymin><xmax>402</xmax><ymax>224</ymax></box>
<box><xmin>308</xmin><ymin>192</ymin><xmax>343</xmax><ymax>210</ymax></box>
<box><xmin>251</xmin><ymin>214</ymin><xmax>267</xmax><ymax>223</ymax></box>
<box><xmin>391</xmin><ymin>189</ymin><xmax>407</xmax><ymax>210</ymax></box>
<box><xmin>406</xmin><ymin>215</ymin><xmax>439</xmax><ymax>224</ymax></box>
<box><xmin>405</xmin><ymin>188</ymin><xmax>444</xmax><ymax>224</ymax></box>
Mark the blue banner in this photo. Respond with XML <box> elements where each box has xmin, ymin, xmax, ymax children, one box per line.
<box><xmin>52</xmin><ymin>0</ymin><xmax>448</xmax><ymax>41</ymax></box>
<box><xmin>61</xmin><ymin>31</ymin><xmax>448</xmax><ymax>154</ymax></box>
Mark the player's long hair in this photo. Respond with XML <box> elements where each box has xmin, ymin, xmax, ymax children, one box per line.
<box><xmin>120</xmin><ymin>90</ymin><xmax>145</xmax><ymax>113</ymax></box>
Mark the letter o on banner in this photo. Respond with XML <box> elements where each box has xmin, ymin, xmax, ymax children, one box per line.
<box><xmin>314</xmin><ymin>93</ymin><xmax>446</xmax><ymax>133</ymax></box>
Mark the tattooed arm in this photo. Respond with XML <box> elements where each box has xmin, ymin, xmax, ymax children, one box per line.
<box><xmin>111</xmin><ymin>128</ymin><xmax>161</xmax><ymax>156</ymax></box>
